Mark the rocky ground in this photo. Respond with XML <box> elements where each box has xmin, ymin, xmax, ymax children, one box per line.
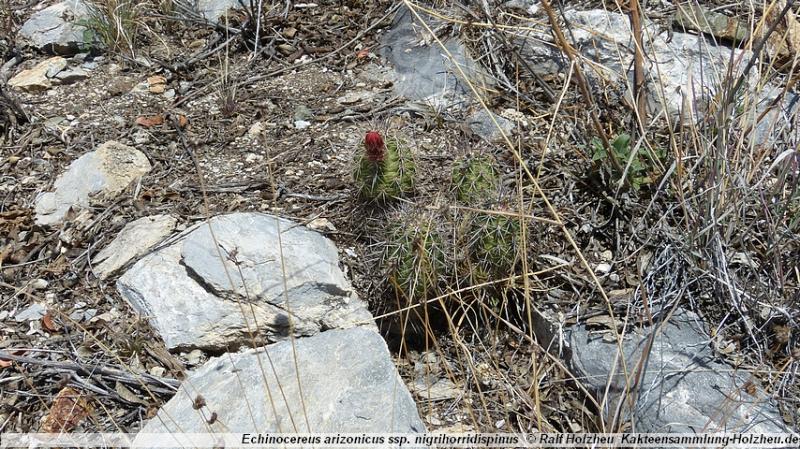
<box><xmin>1</xmin><ymin>0</ymin><xmax>799</xmax><ymax>440</ymax></box>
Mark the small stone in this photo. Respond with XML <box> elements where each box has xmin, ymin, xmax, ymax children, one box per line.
<box><xmin>244</xmin><ymin>153</ymin><xmax>263</xmax><ymax>163</ymax></box>
<box><xmin>34</xmin><ymin>141</ymin><xmax>152</xmax><ymax>226</ymax></box>
<box><xmin>111</xmin><ymin>115</ymin><xmax>126</xmax><ymax>128</ymax></box>
<box><xmin>247</xmin><ymin>122</ymin><xmax>265</xmax><ymax>138</ymax></box>
<box><xmin>595</xmin><ymin>263</ymin><xmax>612</xmax><ymax>274</ymax></box>
<box><xmin>31</xmin><ymin>279</ymin><xmax>49</xmax><ymax>290</ymax></box>
<box><xmin>674</xmin><ymin>3</ymin><xmax>748</xmax><ymax>43</ymax></box>
<box><xmin>93</xmin><ymin>214</ymin><xmax>177</xmax><ymax>279</ymax></box>
<box><xmin>147</xmin><ymin>75</ymin><xmax>167</xmax><ymax>94</ymax></box>
<box><xmin>18</xmin><ymin>0</ymin><xmax>91</xmax><ymax>55</ymax></box>
<box><xmin>337</xmin><ymin>91</ymin><xmax>371</xmax><ymax>105</ymax></box>
<box><xmin>467</xmin><ymin>109</ymin><xmax>515</xmax><ymax>142</ymax></box>
<box><xmin>277</xmin><ymin>44</ymin><xmax>296</xmax><ymax>55</ymax></box>
<box><xmin>133</xmin><ymin>129</ymin><xmax>151</xmax><ymax>145</ymax></box>
<box><xmin>185</xmin><ymin>349</ymin><xmax>203</xmax><ymax>366</ymax></box>
<box><xmin>55</xmin><ymin>67</ymin><xmax>89</xmax><ymax>84</ymax></box>
<box><xmin>294</xmin><ymin>120</ymin><xmax>311</xmax><ymax>129</ymax></box>
<box><xmin>307</xmin><ymin>217</ymin><xmax>336</xmax><ymax>233</ymax></box>
<box><xmin>15</xmin><ymin>303</ymin><xmax>46</xmax><ymax>322</ymax></box>
<box><xmin>282</xmin><ymin>27</ymin><xmax>297</xmax><ymax>38</ymax></box>
<box><xmin>149</xmin><ymin>366</ymin><xmax>166</xmax><ymax>377</ymax></box>
<box><xmin>600</xmin><ymin>250</ymin><xmax>613</xmax><ymax>261</ymax></box>
<box><xmin>178</xmin><ymin>81</ymin><xmax>192</xmax><ymax>94</ymax></box>
<box><xmin>83</xmin><ymin>309</ymin><xmax>97</xmax><ymax>320</ymax></box>
<box><xmin>107</xmin><ymin>63</ymin><xmax>121</xmax><ymax>74</ymax></box>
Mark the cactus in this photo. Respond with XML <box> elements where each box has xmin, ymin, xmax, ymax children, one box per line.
<box><xmin>384</xmin><ymin>209</ymin><xmax>450</xmax><ymax>302</ymax></box>
<box><xmin>354</xmin><ymin>130</ymin><xmax>415</xmax><ymax>202</ymax></box>
<box><xmin>451</xmin><ymin>155</ymin><xmax>498</xmax><ymax>204</ymax></box>
<box><xmin>461</xmin><ymin>206</ymin><xmax>520</xmax><ymax>283</ymax></box>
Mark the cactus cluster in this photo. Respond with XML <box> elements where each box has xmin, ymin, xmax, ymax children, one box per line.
<box><xmin>353</xmin><ymin>130</ymin><xmax>415</xmax><ymax>202</ymax></box>
<box><xmin>362</xmin><ymin>143</ymin><xmax>530</xmax><ymax>337</ymax></box>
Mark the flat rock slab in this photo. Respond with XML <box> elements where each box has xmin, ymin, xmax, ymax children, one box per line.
<box><xmin>381</xmin><ymin>5</ymin><xmax>489</xmax><ymax>110</ymax></box>
<box><xmin>19</xmin><ymin>0</ymin><xmax>89</xmax><ymax>55</ymax></box>
<box><xmin>93</xmin><ymin>215</ymin><xmax>178</xmax><ymax>279</ymax></box>
<box><xmin>9</xmin><ymin>56</ymin><xmax>67</xmax><ymax>92</ymax></box>
<box><xmin>117</xmin><ymin>212</ymin><xmax>375</xmax><ymax>351</ymax></box>
<box><xmin>34</xmin><ymin>141</ymin><xmax>151</xmax><ymax>226</ymax></box>
<box><xmin>135</xmin><ymin>328</ymin><xmax>425</xmax><ymax>440</ymax></box>
<box><xmin>567</xmin><ymin>309</ymin><xmax>788</xmax><ymax>433</ymax></box>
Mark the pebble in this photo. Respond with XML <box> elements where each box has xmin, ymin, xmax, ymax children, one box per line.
<box><xmin>31</xmin><ymin>278</ymin><xmax>49</xmax><ymax>290</ymax></box>
<box><xmin>595</xmin><ymin>263</ymin><xmax>612</xmax><ymax>274</ymax></box>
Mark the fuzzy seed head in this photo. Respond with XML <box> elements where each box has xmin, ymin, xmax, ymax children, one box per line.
<box><xmin>364</xmin><ymin>130</ymin><xmax>386</xmax><ymax>162</ymax></box>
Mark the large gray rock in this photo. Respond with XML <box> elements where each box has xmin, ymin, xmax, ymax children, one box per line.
<box><xmin>381</xmin><ymin>6</ymin><xmax>490</xmax><ymax>110</ymax></box>
<box><xmin>34</xmin><ymin>141</ymin><xmax>152</xmax><ymax>226</ymax></box>
<box><xmin>567</xmin><ymin>309</ymin><xmax>788</xmax><ymax>433</ymax></box>
<box><xmin>515</xmin><ymin>9</ymin><xmax>755</xmax><ymax>121</ymax></box>
<box><xmin>135</xmin><ymin>328</ymin><xmax>425</xmax><ymax>442</ymax></box>
<box><xmin>93</xmin><ymin>215</ymin><xmax>178</xmax><ymax>279</ymax></box>
<box><xmin>19</xmin><ymin>0</ymin><xmax>90</xmax><ymax>55</ymax></box>
<box><xmin>117</xmin><ymin>213</ymin><xmax>375</xmax><ymax>351</ymax></box>
<box><xmin>195</xmin><ymin>0</ymin><xmax>243</xmax><ymax>23</ymax></box>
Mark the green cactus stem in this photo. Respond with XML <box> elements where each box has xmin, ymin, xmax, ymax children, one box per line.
<box><xmin>354</xmin><ymin>130</ymin><xmax>415</xmax><ymax>202</ymax></box>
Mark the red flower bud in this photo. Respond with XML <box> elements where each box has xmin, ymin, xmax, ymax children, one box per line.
<box><xmin>364</xmin><ymin>130</ymin><xmax>386</xmax><ymax>162</ymax></box>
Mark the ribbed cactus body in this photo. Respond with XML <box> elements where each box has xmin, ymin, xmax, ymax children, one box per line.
<box><xmin>451</xmin><ymin>155</ymin><xmax>498</xmax><ymax>204</ymax></box>
<box><xmin>384</xmin><ymin>210</ymin><xmax>449</xmax><ymax>302</ymax></box>
<box><xmin>466</xmin><ymin>210</ymin><xmax>520</xmax><ymax>280</ymax></box>
<box><xmin>354</xmin><ymin>133</ymin><xmax>415</xmax><ymax>202</ymax></box>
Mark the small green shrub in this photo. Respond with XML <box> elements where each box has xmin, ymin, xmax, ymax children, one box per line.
<box><xmin>591</xmin><ymin>133</ymin><xmax>664</xmax><ymax>191</ymax></box>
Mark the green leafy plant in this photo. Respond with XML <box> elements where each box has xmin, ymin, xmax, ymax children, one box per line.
<box><xmin>591</xmin><ymin>133</ymin><xmax>662</xmax><ymax>191</ymax></box>
<box><xmin>354</xmin><ymin>130</ymin><xmax>415</xmax><ymax>202</ymax></box>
